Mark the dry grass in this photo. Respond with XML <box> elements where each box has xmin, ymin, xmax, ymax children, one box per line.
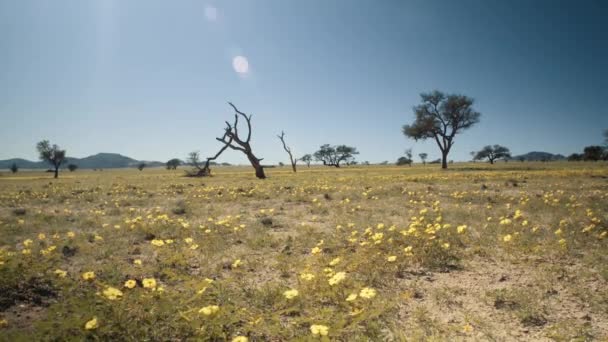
<box><xmin>0</xmin><ymin>162</ymin><xmax>607</xmax><ymax>341</ymax></box>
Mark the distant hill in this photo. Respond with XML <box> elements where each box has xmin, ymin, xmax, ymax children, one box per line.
<box><xmin>512</xmin><ymin>151</ymin><xmax>566</xmax><ymax>161</ymax></box>
<box><xmin>0</xmin><ymin>153</ymin><xmax>164</xmax><ymax>170</ymax></box>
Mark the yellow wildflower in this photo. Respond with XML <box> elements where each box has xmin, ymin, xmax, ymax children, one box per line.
<box><xmin>359</xmin><ymin>287</ymin><xmax>377</xmax><ymax>299</ymax></box>
<box><xmin>283</xmin><ymin>289</ymin><xmax>299</xmax><ymax>300</ymax></box>
<box><xmin>199</xmin><ymin>305</ymin><xmax>220</xmax><ymax>316</ymax></box>
<box><xmin>300</xmin><ymin>273</ymin><xmax>315</xmax><ymax>281</ymax></box>
<box><xmin>54</xmin><ymin>269</ymin><xmax>67</xmax><ymax>278</ymax></box>
<box><xmin>124</xmin><ymin>279</ymin><xmax>137</xmax><ymax>289</ymax></box>
<box><xmin>82</xmin><ymin>271</ymin><xmax>96</xmax><ymax>281</ymax></box>
<box><xmin>102</xmin><ymin>287</ymin><xmax>123</xmax><ymax>300</ymax></box>
<box><xmin>328</xmin><ymin>272</ymin><xmax>346</xmax><ymax>286</ymax></box>
<box><xmin>142</xmin><ymin>278</ymin><xmax>157</xmax><ymax>289</ymax></box>
<box><xmin>310</xmin><ymin>324</ymin><xmax>329</xmax><ymax>336</ymax></box>
<box><xmin>84</xmin><ymin>317</ymin><xmax>98</xmax><ymax>330</ymax></box>
<box><xmin>151</xmin><ymin>239</ymin><xmax>165</xmax><ymax>246</ymax></box>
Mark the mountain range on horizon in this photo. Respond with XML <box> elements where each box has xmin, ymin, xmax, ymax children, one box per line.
<box><xmin>0</xmin><ymin>153</ymin><xmax>164</xmax><ymax>170</ymax></box>
<box><xmin>0</xmin><ymin>151</ymin><xmax>568</xmax><ymax>170</ymax></box>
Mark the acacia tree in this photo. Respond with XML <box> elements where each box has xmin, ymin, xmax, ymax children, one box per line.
<box><xmin>396</xmin><ymin>148</ymin><xmax>413</xmax><ymax>166</ymax></box>
<box><xmin>215</xmin><ymin>103</ymin><xmax>266</xmax><ymax>179</ymax></box>
<box><xmin>37</xmin><ymin>140</ymin><xmax>66</xmax><ymax>179</ymax></box>
<box><xmin>277</xmin><ymin>131</ymin><xmax>297</xmax><ymax>172</ymax></box>
<box><xmin>67</xmin><ymin>164</ymin><xmax>78</xmax><ymax>172</ymax></box>
<box><xmin>474</xmin><ymin>145</ymin><xmax>511</xmax><ymax>164</ymax></box>
<box><xmin>300</xmin><ymin>154</ymin><xmax>312</xmax><ymax>167</ymax></box>
<box><xmin>583</xmin><ymin>146</ymin><xmax>604</xmax><ymax>161</ymax></box>
<box><xmin>10</xmin><ymin>163</ymin><xmax>18</xmax><ymax>173</ymax></box>
<box><xmin>313</xmin><ymin>144</ymin><xmax>358</xmax><ymax>168</ymax></box>
<box><xmin>166</xmin><ymin>158</ymin><xmax>181</xmax><ymax>170</ymax></box>
<box><xmin>137</xmin><ymin>162</ymin><xmax>146</xmax><ymax>171</ymax></box>
<box><xmin>418</xmin><ymin>153</ymin><xmax>428</xmax><ymax>165</ymax></box>
<box><xmin>403</xmin><ymin>91</ymin><xmax>481</xmax><ymax>169</ymax></box>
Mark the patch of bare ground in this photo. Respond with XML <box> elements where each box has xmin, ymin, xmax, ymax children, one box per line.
<box><xmin>395</xmin><ymin>257</ymin><xmax>607</xmax><ymax>341</ymax></box>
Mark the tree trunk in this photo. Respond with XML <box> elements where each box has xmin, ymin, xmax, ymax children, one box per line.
<box><xmin>54</xmin><ymin>166</ymin><xmax>59</xmax><ymax>178</ymax></box>
<box><xmin>247</xmin><ymin>153</ymin><xmax>266</xmax><ymax>179</ymax></box>
<box><xmin>489</xmin><ymin>159</ymin><xmax>494</xmax><ymax>164</ymax></box>
<box><xmin>291</xmin><ymin>163</ymin><xmax>296</xmax><ymax>172</ymax></box>
<box><xmin>254</xmin><ymin>164</ymin><xmax>266</xmax><ymax>179</ymax></box>
<box><xmin>441</xmin><ymin>151</ymin><xmax>448</xmax><ymax>169</ymax></box>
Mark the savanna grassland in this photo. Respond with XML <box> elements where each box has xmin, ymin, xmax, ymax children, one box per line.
<box><xmin>0</xmin><ymin>163</ymin><xmax>607</xmax><ymax>341</ymax></box>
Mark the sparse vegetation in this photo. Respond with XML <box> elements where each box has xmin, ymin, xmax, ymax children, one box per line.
<box><xmin>0</xmin><ymin>163</ymin><xmax>606</xmax><ymax>340</ymax></box>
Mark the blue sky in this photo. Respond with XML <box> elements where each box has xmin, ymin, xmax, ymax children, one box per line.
<box><xmin>1</xmin><ymin>0</ymin><xmax>606</xmax><ymax>164</ymax></box>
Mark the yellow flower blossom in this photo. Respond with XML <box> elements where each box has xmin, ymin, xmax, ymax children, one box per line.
<box><xmin>329</xmin><ymin>257</ymin><xmax>341</xmax><ymax>266</ymax></box>
<box><xmin>82</xmin><ymin>271</ymin><xmax>96</xmax><ymax>281</ymax></box>
<box><xmin>142</xmin><ymin>278</ymin><xmax>157</xmax><ymax>289</ymax></box>
<box><xmin>151</xmin><ymin>239</ymin><xmax>165</xmax><ymax>247</ymax></box>
<box><xmin>54</xmin><ymin>269</ymin><xmax>67</xmax><ymax>278</ymax></box>
<box><xmin>199</xmin><ymin>305</ymin><xmax>220</xmax><ymax>316</ymax></box>
<box><xmin>300</xmin><ymin>273</ymin><xmax>315</xmax><ymax>281</ymax></box>
<box><xmin>84</xmin><ymin>317</ymin><xmax>98</xmax><ymax>330</ymax></box>
<box><xmin>124</xmin><ymin>279</ymin><xmax>137</xmax><ymax>289</ymax></box>
<box><xmin>328</xmin><ymin>272</ymin><xmax>346</xmax><ymax>286</ymax></box>
<box><xmin>102</xmin><ymin>287</ymin><xmax>123</xmax><ymax>300</ymax></box>
<box><xmin>310</xmin><ymin>324</ymin><xmax>329</xmax><ymax>336</ymax></box>
<box><xmin>359</xmin><ymin>287</ymin><xmax>377</xmax><ymax>299</ymax></box>
<box><xmin>283</xmin><ymin>289</ymin><xmax>299</xmax><ymax>299</ymax></box>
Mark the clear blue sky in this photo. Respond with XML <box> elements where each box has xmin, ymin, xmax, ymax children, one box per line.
<box><xmin>1</xmin><ymin>0</ymin><xmax>606</xmax><ymax>164</ymax></box>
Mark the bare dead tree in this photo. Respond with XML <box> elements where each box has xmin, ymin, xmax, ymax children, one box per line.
<box><xmin>277</xmin><ymin>131</ymin><xmax>297</xmax><ymax>172</ymax></box>
<box><xmin>215</xmin><ymin>102</ymin><xmax>266</xmax><ymax>179</ymax></box>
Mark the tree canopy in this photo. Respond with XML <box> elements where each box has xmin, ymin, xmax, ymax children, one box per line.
<box><xmin>37</xmin><ymin>140</ymin><xmax>66</xmax><ymax>178</ymax></box>
<box><xmin>166</xmin><ymin>158</ymin><xmax>182</xmax><ymax>170</ymax></box>
<box><xmin>403</xmin><ymin>91</ymin><xmax>480</xmax><ymax>169</ymax></box>
<box><xmin>313</xmin><ymin>144</ymin><xmax>358</xmax><ymax>168</ymax></box>
<box><xmin>474</xmin><ymin>145</ymin><xmax>511</xmax><ymax>164</ymax></box>
<box><xmin>300</xmin><ymin>154</ymin><xmax>312</xmax><ymax>167</ymax></box>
